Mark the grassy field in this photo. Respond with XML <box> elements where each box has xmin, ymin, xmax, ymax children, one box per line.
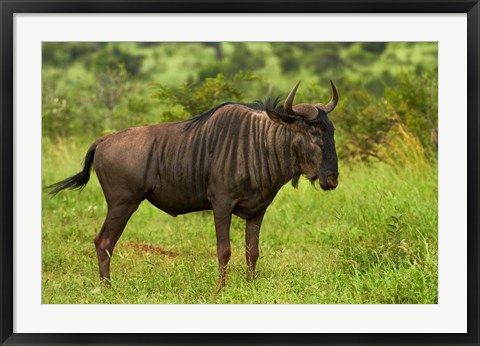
<box><xmin>42</xmin><ymin>137</ymin><xmax>438</xmax><ymax>304</ymax></box>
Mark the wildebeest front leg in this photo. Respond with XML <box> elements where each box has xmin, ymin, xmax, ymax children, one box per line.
<box><xmin>212</xmin><ymin>207</ymin><xmax>232</xmax><ymax>289</ymax></box>
<box><xmin>245</xmin><ymin>210</ymin><xmax>266</xmax><ymax>281</ymax></box>
<box><xmin>94</xmin><ymin>202</ymin><xmax>139</xmax><ymax>286</ymax></box>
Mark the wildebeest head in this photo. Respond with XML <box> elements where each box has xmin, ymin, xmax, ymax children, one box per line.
<box><xmin>265</xmin><ymin>81</ymin><xmax>339</xmax><ymax>191</ymax></box>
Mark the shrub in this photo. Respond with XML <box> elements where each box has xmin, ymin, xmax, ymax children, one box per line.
<box><xmin>150</xmin><ymin>71</ymin><xmax>259</xmax><ymax>119</ymax></box>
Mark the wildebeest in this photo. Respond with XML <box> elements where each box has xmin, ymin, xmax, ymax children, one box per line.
<box><xmin>47</xmin><ymin>80</ymin><xmax>339</xmax><ymax>288</ymax></box>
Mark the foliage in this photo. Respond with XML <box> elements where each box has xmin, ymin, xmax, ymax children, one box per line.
<box><xmin>42</xmin><ymin>62</ymin><xmax>166</xmax><ymax>137</ymax></box>
<box><xmin>384</xmin><ymin>71</ymin><xmax>438</xmax><ymax>159</ymax></box>
<box><xmin>334</xmin><ymin>70</ymin><xmax>437</xmax><ymax>163</ymax></box>
<box><xmin>43</xmin><ymin>42</ymin><xmax>145</xmax><ymax>76</ymax></box>
<box><xmin>198</xmin><ymin>42</ymin><xmax>267</xmax><ymax>80</ymax></box>
<box><xmin>150</xmin><ymin>70</ymin><xmax>258</xmax><ymax>118</ymax></box>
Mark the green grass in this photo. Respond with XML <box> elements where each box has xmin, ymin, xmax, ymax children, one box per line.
<box><xmin>42</xmin><ymin>137</ymin><xmax>438</xmax><ymax>304</ymax></box>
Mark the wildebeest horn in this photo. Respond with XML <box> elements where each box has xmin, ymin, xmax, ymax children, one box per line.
<box><xmin>315</xmin><ymin>80</ymin><xmax>338</xmax><ymax>114</ymax></box>
<box><xmin>284</xmin><ymin>80</ymin><xmax>301</xmax><ymax>115</ymax></box>
<box><xmin>284</xmin><ymin>81</ymin><xmax>319</xmax><ymax>120</ymax></box>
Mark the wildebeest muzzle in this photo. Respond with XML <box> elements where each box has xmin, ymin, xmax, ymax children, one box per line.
<box><xmin>320</xmin><ymin>172</ymin><xmax>339</xmax><ymax>191</ymax></box>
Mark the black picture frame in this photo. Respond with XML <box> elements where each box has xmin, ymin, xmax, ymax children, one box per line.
<box><xmin>1</xmin><ymin>1</ymin><xmax>479</xmax><ymax>345</ymax></box>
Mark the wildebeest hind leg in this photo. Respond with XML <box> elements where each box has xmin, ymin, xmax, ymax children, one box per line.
<box><xmin>94</xmin><ymin>202</ymin><xmax>139</xmax><ymax>286</ymax></box>
<box><xmin>245</xmin><ymin>210</ymin><xmax>265</xmax><ymax>281</ymax></box>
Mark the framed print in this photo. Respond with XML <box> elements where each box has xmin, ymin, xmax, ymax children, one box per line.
<box><xmin>1</xmin><ymin>1</ymin><xmax>479</xmax><ymax>345</ymax></box>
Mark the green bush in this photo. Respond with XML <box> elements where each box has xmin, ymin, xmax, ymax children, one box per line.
<box><xmin>150</xmin><ymin>71</ymin><xmax>259</xmax><ymax>118</ymax></box>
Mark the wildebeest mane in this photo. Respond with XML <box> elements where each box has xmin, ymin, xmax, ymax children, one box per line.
<box><xmin>183</xmin><ymin>96</ymin><xmax>285</xmax><ymax>130</ymax></box>
<box><xmin>241</xmin><ymin>95</ymin><xmax>283</xmax><ymax>112</ymax></box>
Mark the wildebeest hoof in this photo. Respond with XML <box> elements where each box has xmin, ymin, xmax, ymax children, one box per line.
<box><xmin>216</xmin><ymin>280</ymin><xmax>226</xmax><ymax>291</ymax></box>
<box><xmin>101</xmin><ymin>277</ymin><xmax>111</xmax><ymax>288</ymax></box>
<box><xmin>246</xmin><ymin>272</ymin><xmax>257</xmax><ymax>282</ymax></box>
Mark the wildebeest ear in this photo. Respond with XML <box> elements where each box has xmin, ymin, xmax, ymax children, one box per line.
<box><xmin>265</xmin><ymin>108</ymin><xmax>300</xmax><ymax>125</ymax></box>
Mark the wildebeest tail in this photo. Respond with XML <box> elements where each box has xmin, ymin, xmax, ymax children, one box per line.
<box><xmin>45</xmin><ymin>142</ymin><xmax>97</xmax><ymax>196</ymax></box>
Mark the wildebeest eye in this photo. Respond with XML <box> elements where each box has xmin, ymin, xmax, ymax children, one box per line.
<box><xmin>307</xmin><ymin>118</ymin><xmax>327</xmax><ymax>132</ymax></box>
